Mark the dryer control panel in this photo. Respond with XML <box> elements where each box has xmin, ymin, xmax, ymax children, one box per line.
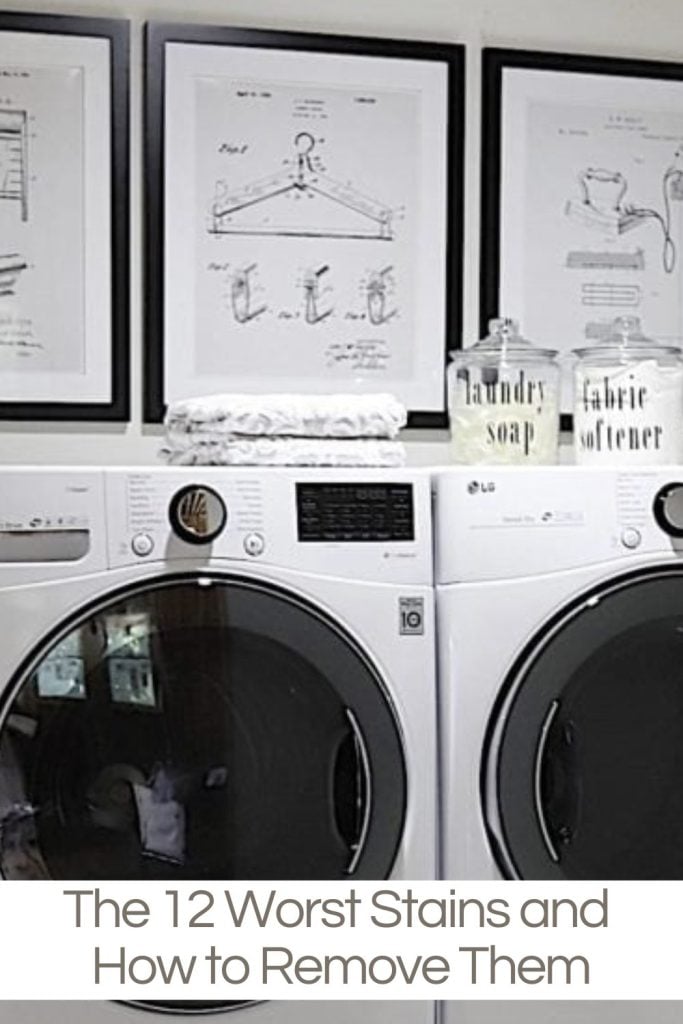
<box><xmin>435</xmin><ymin>466</ymin><xmax>683</xmax><ymax>583</ymax></box>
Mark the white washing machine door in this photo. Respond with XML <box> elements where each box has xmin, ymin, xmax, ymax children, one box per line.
<box><xmin>0</xmin><ymin>571</ymin><xmax>407</xmax><ymax>1015</ymax></box>
<box><xmin>484</xmin><ymin>564</ymin><xmax>683</xmax><ymax>880</ymax></box>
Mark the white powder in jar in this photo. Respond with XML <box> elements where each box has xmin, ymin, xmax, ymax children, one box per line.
<box><xmin>574</xmin><ymin>360</ymin><xmax>683</xmax><ymax>465</ymax></box>
<box><xmin>449</xmin><ymin>370</ymin><xmax>559</xmax><ymax>465</ymax></box>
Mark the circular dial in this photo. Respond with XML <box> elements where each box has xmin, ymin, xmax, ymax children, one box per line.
<box><xmin>653</xmin><ymin>483</ymin><xmax>683</xmax><ymax>538</ymax></box>
<box><xmin>169</xmin><ymin>484</ymin><xmax>227</xmax><ymax>544</ymax></box>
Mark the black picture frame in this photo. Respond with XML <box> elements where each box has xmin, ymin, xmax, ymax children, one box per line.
<box><xmin>481</xmin><ymin>47</ymin><xmax>683</xmax><ymax>429</ymax></box>
<box><xmin>145</xmin><ymin>22</ymin><xmax>464</xmax><ymax>428</ymax></box>
<box><xmin>0</xmin><ymin>10</ymin><xmax>129</xmax><ymax>422</ymax></box>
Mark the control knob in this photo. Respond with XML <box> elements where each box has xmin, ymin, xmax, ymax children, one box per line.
<box><xmin>653</xmin><ymin>482</ymin><xmax>683</xmax><ymax>538</ymax></box>
<box><xmin>169</xmin><ymin>485</ymin><xmax>227</xmax><ymax>545</ymax></box>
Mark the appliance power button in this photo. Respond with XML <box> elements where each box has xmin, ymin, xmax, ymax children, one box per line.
<box><xmin>620</xmin><ymin>527</ymin><xmax>642</xmax><ymax>550</ymax></box>
<box><xmin>131</xmin><ymin>532</ymin><xmax>155</xmax><ymax>557</ymax></box>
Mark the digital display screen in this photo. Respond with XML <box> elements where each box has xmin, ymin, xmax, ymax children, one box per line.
<box><xmin>296</xmin><ymin>483</ymin><xmax>414</xmax><ymax>542</ymax></box>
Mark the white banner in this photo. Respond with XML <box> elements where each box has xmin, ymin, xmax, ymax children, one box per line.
<box><xmin>0</xmin><ymin>880</ymin><xmax>677</xmax><ymax>1001</ymax></box>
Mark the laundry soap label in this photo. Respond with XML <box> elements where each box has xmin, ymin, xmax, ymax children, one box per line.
<box><xmin>574</xmin><ymin>361</ymin><xmax>683</xmax><ymax>465</ymax></box>
<box><xmin>450</xmin><ymin>369</ymin><xmax>559</xmax><ymax>465</ymax></box>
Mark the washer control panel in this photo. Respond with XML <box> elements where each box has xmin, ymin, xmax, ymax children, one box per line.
<box><xmin>105</xmin><ymin>469</ymin><xmax>431</xmax><ymax>585</ymax></box>
<box><xmin>108</xmin><ymin>471</ymin><xmax>264</xmax><ymax>564</ymax></box>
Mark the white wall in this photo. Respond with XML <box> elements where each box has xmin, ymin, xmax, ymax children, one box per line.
<box><xmin>0</xmin><ymin>0</ymin><xmax>681</xmax><ymax>467</ymax></box>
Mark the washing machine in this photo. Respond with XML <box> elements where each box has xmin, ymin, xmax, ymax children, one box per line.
<box><xmin>435</xmin><ymin>465</ymin><xmax>683</xmax><ymax>882</ymax></box>
<box><xmin>0</xmin><ymin>466</ymin><xmax>437</xmax><ymax>1024</ymax></box>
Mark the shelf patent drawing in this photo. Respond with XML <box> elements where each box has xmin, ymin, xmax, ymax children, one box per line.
<box><xmin>209</xmin><ymin>133</ymin><xmax>394</xmax><ymax>240</ymax></box>
<box><xmin>0</xmin><ymin>11</ymin><xmax>129</xmax><ymax>422</ymax></box>
<box><xmin>0</xmin><ymin>109</ymin><xmax>28</xmax><ymax>221</ymax></box>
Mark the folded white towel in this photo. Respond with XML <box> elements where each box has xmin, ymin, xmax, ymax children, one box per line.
<box><xmin>160</xmin><ymin>436</ymin><xmax>406</xmax><ymax>468</ymax></box>
<box><xmin>165</xmin><ymin>392</ymin><xmax>407</xmax><ymax>440</ymax></box>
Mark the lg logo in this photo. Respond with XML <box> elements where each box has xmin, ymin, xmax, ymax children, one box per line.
<box><xmin>467</xmin><ymin>480</ymin><xmax>496</xmax><ymax>495</ymax></box>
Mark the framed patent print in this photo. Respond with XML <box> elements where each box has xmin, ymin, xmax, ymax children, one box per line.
<box><xmin>0</xmin><ymin>11</ymin><xmax>129</xmax><ymax>421</ymax></box>
<box><xmin>145</xmin><ymin>22</ymin><xmax>464</xmax><ymax>427</ymax></box>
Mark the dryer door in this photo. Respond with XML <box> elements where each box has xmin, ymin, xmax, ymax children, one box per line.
<box><xmin>0</xmin><ymin>572</ymin><xmax>406</xmax><ymax>885</ymax></box>
<box><xmin>485</xmin><ymin>565</ymin><xmax>683</xmax><ymax>879</ymax></box>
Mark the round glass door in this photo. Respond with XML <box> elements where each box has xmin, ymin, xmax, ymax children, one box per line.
<box><xmin>486</xmin><ymin>566</ymin><xmax>683</xmax><ymax>880</ymax></box>
<box><xmin>0</xmin><ymin>573</ymin><xmax>406</xmax><ymax>1012</ymax></box>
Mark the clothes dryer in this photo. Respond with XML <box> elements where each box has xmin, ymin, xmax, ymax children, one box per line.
<box><xmin>435</xmin><ymin>466</ymin><xmax>683</xmax><ymax>881</ymax></box>
<box><xmin>0</xmin><ymin>466</ymin><xmax>437</xmax><ymax>1024</ymax></box>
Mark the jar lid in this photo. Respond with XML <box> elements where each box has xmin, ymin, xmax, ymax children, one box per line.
<box><xmin>573</xmin><ymin>316</ymin><xmax>682</xmax><ymax>358</ymax></box>
<box><xmin>451</xmin><ymin>317</ymin><xmax>558</xmax><ymax>364</ymax></box>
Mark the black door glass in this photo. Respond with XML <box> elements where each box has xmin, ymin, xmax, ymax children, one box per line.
<box><xmin>488</xmin><ymin>568</ymin><xmax>683</xmax><ymax>880</ymax></box>
<box><xmin>0</xmin><ymin>574</ymin><xmax>406</xmax><ymax>1014</ymax></box>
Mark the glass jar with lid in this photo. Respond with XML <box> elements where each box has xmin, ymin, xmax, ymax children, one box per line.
<box><xmin>447</xmin><ymin>317</ymin><xmax>560</xmax><ymax>465</ymax></box>
<box><xmin>573</xmin><ymin>316</ymin><xmax>683</xmax><ymax>465</ymax></box>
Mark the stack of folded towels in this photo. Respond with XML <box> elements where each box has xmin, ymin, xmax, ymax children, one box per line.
<box><xmin>160</xmin><ymin>393</ymin><xmax>408</xmax><ymax>467</ymax></box>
